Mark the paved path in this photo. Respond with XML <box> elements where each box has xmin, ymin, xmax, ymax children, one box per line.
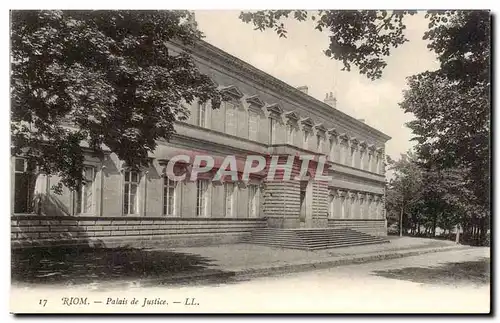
<box><xmin>165</xmin><ymin>236</ymin><xmax>458</xmax><ymax>270</ymax></box>
<box><xmin>11</xmin><ymin>247</ymin><xmax>490</xmax><ymax>313</ymax></box>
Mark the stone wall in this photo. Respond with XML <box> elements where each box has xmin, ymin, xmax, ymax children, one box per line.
<box><xmin>11</xmin><ymin>215</ymin><xmax>267</xmax><ymax>249</ymax></box>
<box><xmin>328</xmin><ymin>219</ymin><xmax>387</xmax><ymax>236</ymax></box>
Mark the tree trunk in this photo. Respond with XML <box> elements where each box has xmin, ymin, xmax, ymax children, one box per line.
<box><xmin>455</xmin><ymin>224</ymin><xmax>460</xmax><ymax>244</ymax></box>
<box><xmin>479</xmin><ymin>217</ymin><xmax>486</xmax><ymax>246</ymax></box>
<box><xmin>432</xmin><ymin>214</ymin><xmax>438</xmax><ymax>237</ymax></box>
<box><xmin>399</xmin><ymin>207</ymin><xmax>404</xmax><ymax>237</ymax></box>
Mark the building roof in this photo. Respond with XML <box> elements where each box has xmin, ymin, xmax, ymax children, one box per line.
<box><xmin>173</xmin><ymin>38</ymin><xmax>391</xmax><ymax>142</ymax></box>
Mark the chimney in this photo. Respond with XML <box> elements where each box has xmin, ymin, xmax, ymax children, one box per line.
<box><xmin>324</xmin><ymin>92</ymin><xmax>337</xmax><ymax>108</ymax></box>
<box><xmin>297</xmin><ymin>86</ymin><xmax>308</xmax><ymax>95</ymax></box>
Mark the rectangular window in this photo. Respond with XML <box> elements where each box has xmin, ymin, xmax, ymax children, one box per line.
<box><xmin>248</xmin><ymin>111</ymin><xmax>259</xmax><ymax>141</ymax></box>
<box><xmin>76</xmin><ymin>166</ymin><xmax>95</xmax><ymax>214</ymax></box>
<box><xmin>317</xmin><ymin>135</ymin><xmax>323</xmax><ymax>153</ymax></box>
<box><xmin>13</xmin><ymin>157</ymin><xmax>34</xmax><ymax>213</ymax></box>
<box><xmin>198</xmin><ymin>102</ymin><xmax>207</xmax><ymax>127</ymax></box>
<box><xmin>248</xmin><ymin>184</ymin><xmax>258</xmax><ymax>218</ymax></box>
<box><xmin>303</xmin><ymin>131</ymin><xmax>309</xmax><ymax>150</ymax></box>
<box><xmin>329</xmin><ymin>139</ymin><xmax>336</xmax><ymax>161</ymax></box>
<box><xmin>224</xmin><ymin>183</ymin><xmax>236</xmax><ymax>217</ymax></box>
<box><xmin>328</xmin><ymin>195</ymin><xmax>334</xmax><ymax>219</ymax></box>
<box><xmin>269</xmin><ymin>118</ymin><xmax>276</xmax><ymax>144</ymax></box>
<box><xmin>287</xmin><ymin>124</ymin><xmax>294</xmax><ymax>145</ymax></box>
<box><xmin>350</xmin><ymin>147</ymin><xmax>356</xmax><ymax>167</ymax></box>
<box><xmin>196</xmin><ymin>180</ymin><xmax>208</xmax><ymax>217</ymax></box>
<box><xmin>123</xmin><ymin>170</ymin><xmax>140</xmax><ymax>215</ymax></box>
<box><xmin>226</xmin><ymin>102</ymin><xmax>237</xmax><ymax>136</ymax></box>
<box><xmin>163</xmin><ymin>177</ymin><xmax>177</xmax><ymax>216</ymax></box>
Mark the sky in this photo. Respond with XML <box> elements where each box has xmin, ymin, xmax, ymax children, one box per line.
<box><xmin>194</xmin><ymin>10</ymin><xmax>440</xmax><ymax>160</ymax></box>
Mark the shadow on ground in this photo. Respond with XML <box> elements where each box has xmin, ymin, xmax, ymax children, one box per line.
<box><xmin>11</xmin><ymin>246</ymin><xmax>243</xmax><ymax>287</ymax></box>
<box><xmin>372</xmin><ymin>258</ymin><xmax>490</xmax><ymax>286</ymax></box>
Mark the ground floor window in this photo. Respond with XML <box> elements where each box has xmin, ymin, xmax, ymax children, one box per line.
<box><xmin>13</xmin><ymin>157</ymin><xmax>35</xmax><ymax>213</ymax></box>
<box><xmin>224</xmin><ymin>182</ymin><xmax>236</xmax><ymax>217</ymax></box>
<box><xmin>123</xmin><ymin>170</ymin><xmax>140</xmax><ymax>215</ymax></box>
<box><xmin>75</xmin><ymin>166</ymin><xmax>96</xmax><ymax>214</ymax></box>
<box><xmin>341</xmin><ymin>197</ymin><xmax>346</xmax><ymax>219</ymax></box>
<box><xmin>248</xmin><ymin>184</ymin><xmax>258</xmax><ymax>218</ymax></box>
<box><xmin>328</xmin><ymin>194</ymin><xmax>334</xmax><ymax>218</ymax></box>
<box><xmin>196</xmin><ymin>180</ymin><xmax>209</xmax><ymax>217</ymax></box>
<box><xmin>163</xmin><ymin>177</ymin><xmax>177</xmax><ymax>216</ymax></box>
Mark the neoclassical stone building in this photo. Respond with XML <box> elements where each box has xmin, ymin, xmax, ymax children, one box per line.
<box><xmin>11</xmin><ymin>39</ymin><xmax>390</xmax><ymax>248</ymax></box>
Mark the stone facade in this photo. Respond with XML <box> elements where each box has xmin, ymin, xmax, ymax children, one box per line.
<box><xmin>10</xmin><ymin>39</ymin><xmax>390</xmax><ymax>248</ymax></box>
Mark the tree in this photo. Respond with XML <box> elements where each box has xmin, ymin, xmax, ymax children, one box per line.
<box><xmin>400</xmin><ymin>11</ymin><xmax>490</xmax><ymax>242</ymax></box>
<box><xmin>11</xmin><ymin>10</ymin><xmax>222</xmax><ymax>193</ymax></box>
<box><xmin>386</xmin><ymin>152</ymin><xmax>423</xmax><ymax>236</ymax></box>
<box><xmin>240</xmin><ymin>10</ymin><xmax>416</xmax><ymax>80</ymax></box>
<box><xmin>239</xmin><ymin>10</ymin><xmax>489</xmax><ymax>82</ymax></box>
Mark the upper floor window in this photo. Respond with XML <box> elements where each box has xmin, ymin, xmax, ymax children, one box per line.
<box><xmin>75</xmin><ymin>166</ymin><xmax>95</xmax><ymax>214</ymax></box>
<box><xmin>198</xmin><ymin>102</ymin><xmax>207</xmax><ymax>128</ymax></box>
<box><xmin>329</xmin><ymin>139</ymin><xmax>336</xmax><ymax>161</ymax></box>
<box><xmin>316</xmin><ymin>135</ymin><xmax>323</xmax><ymax>153</ymax></box>
<box><xmin>248</xmin><ymin>110</ymin><xmax>259</xmax><ymax>141</ymax></box>
<box><xmin>225</xmin><ymin>102</ymin><xmax>237</xmax><ymax>136</ymax></box>
<box><xmin>287</xmin><ymin>124</ymin><xmax>294</xmax><ymax>145</ymax></box>
<box><xmin>269</xmin><ymin>118</ymin><xmax>277</xmax><ymax>145</ymax></box>
<box><xmin>123</xmin><ymin>170</ymin><xmax>140</xmax><ymax>215</ymax></box>
<box><xmin>303</xmin><ymin>131</ymin><xmax>309</xmax><ymax>150</ymax></box>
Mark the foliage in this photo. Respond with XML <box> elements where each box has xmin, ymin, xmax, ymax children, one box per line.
<box><xmin>240</xmin><ymin>10</ymin><xmax>416</xmax><ymax>80</ymax></box>
<box><xmin>240</xmin><ymin>9</ymin><xmax>491</xmax><ymax>243</ymax></box>
<box><xmin>400</xmin><ymin>10</ymin><xmax>490</xmax><ymax>218</ymax></box>
<box><xmin>387</xmin><ymin>152</ymin><xmax>482</xmax><ymax>243</ymax></box>
<box><xmin>386</xmin><ymin>152</ymin><xmax>423</xmax><ymax>234</ymax></box>
<box><xmin>11</xmin><ymin>10</ymin><xmax>222</xmax><ymax>191</ymax></box>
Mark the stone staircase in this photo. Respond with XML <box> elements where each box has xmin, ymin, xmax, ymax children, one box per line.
<box><xmin>241</xmin><ymin>227</ymin><xmax>389</xmax><ymax>250</ymax></box>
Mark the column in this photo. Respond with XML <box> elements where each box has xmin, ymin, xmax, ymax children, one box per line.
<box><xmin>358</xmin><ymin>193</ymin><xmax>364</xmax><ymax>219</ymax></box>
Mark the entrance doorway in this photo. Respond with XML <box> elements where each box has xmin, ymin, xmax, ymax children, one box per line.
<box><xmin>299</xmin><ymin>180</ymin><xmax>312</xmax><ymax>228</ymax></box>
